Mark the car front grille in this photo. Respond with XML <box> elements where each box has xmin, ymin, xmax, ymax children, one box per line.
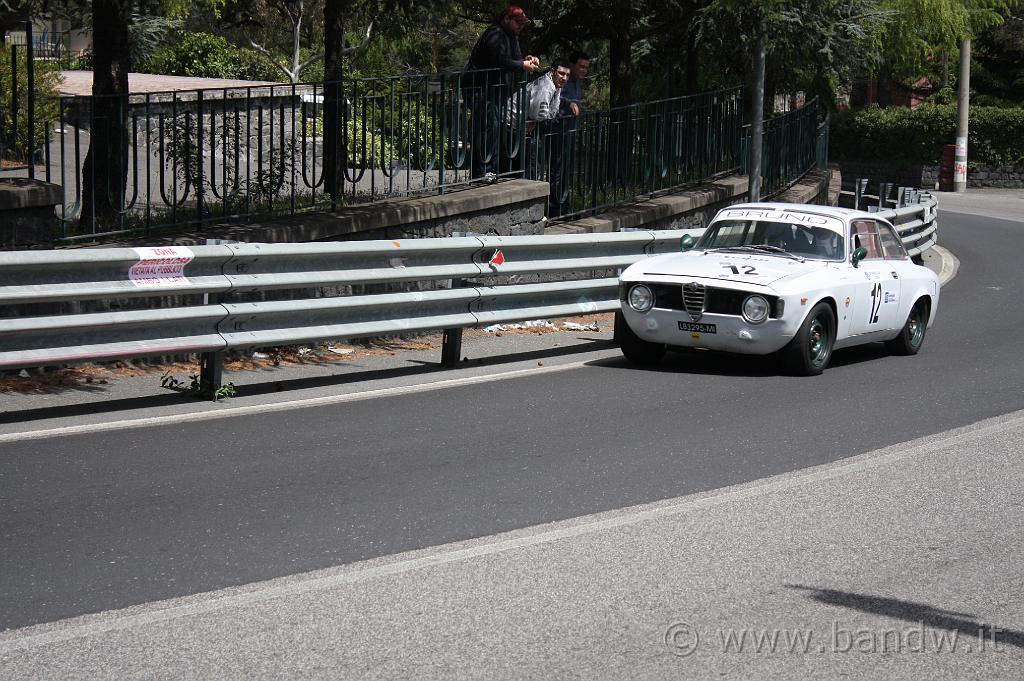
<box><xmin>645</xmin><ymin>283</ymin><xmax>780</xmax><ymax>319</ymax></box>
<box><xmin>682</xmin><ymin>283</ymin><xmax>705</xmax><ymax>321</ymax></box>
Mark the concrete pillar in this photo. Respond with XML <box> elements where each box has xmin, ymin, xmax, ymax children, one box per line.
<box><xmin>0</xmin><ymin>178</ymin><xmax>62</xmax><ymax>250</ymax></box>
<box><xmin>954</xmin><ymin>39</ymin><xmax>970</xmax><ymax>193</ymax></box>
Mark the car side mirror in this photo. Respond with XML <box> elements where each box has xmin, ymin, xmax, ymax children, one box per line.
<box><xmin>852</xmin><ymin>247</ymin><xmax>868</xmax><ymax>267</ymax></box>
<box><xmin>680</xmin><ymin>234</ymin><xmax>695</xmax><ymax>251</ymax></box>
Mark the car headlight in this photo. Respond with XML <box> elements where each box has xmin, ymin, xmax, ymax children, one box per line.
<box><xmin>627</xmin><ymin>284</ymin><xmax>655</xmax><ymax>313</ymax></box>
<box><xmin>742</xmin><ymin>294</ymin><xmax>769</xmax><ymax>324</ymax></box>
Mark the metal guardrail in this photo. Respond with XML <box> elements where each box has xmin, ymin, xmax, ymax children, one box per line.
<box><xmin>0</xmin><ymin>230</ymin><xmax>702</xmax><ymax>384</ymax></box>
<box><xmin>0</xmin><ymin>196</ymin><xmax>938</xmax><ymax>391</ymax></box>
<box><xmin>841</xmin><ymin>179</ymin><xmax>938</xmax><ymax>257</ymax></box>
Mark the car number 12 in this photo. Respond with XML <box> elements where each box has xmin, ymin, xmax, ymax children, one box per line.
<box><xmin>868</xmin><ymin>282</ymin><xmax>882</xmax><ymax>324</ymax></box>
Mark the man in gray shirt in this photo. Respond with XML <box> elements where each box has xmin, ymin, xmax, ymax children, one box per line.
<box><xmin>523</xmin><ymin>59</ymin><xmax>571</xmax><ymax>202</ymax></box>
<box><xmin>526</xmin><ymin>59</ymin><xmax>571</xmax><ymax>131</ymax></box>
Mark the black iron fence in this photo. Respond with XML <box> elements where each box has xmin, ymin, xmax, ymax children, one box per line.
<box><xmin>2</xmin><ymin>63</ymin><xmax>823</xmax><ymax>241</ymax></box>
<box><xmin>741</xmin><ymin>98</ymin><xmax>828</xmax><ymax>196</ymax></box>
<box><xmin>5</xmin><ymin>29</ymin><xmax>70</xmax><ymax>60</ymax></box>
<box><xmin>0</xmin><ymin>22</ymin><xmax>39</xmax><ymax>177</ymax></box>
<box><xmin>525</xmin><ymin>87</ymin><xmax>744</xmax><ymax>219</ymax></box>
<box><xmin>40</xmin><ymin>72</ymin><xmax>535</xmax><ymax>240</ymax></box>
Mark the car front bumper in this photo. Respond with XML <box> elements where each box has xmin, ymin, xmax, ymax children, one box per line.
<box><xmin>620</xmin><ymin>305</ymin><xmax>799</xmax><ymax>355</ymax></box>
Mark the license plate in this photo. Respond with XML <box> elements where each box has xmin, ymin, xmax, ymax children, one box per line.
<box><xmin>678</xmin><ymin>321</ymin><xmax>717</xmax><ymax>334</ymax></box>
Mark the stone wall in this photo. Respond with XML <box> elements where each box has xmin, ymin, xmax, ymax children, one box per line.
<box><xmin>837</xmin><ymin>162</ymin><xmax>926</xmax><ymax>191</ymax></box>
<box><xmin>921</xmin><ymin>164</ymin><xmax>1024</xmax><ymax>189</ymax></box>
<box><xmin>841</xmin><ymin>160</ymin><xmax>1024</xmax><ymax>190</ymax></box>
<box><xmin>123</xmin><ymin>180</ymin><xmax>550</xmax><ymax>248</ymax></box>
<box><xmin>546</xmin><ymin>176</ymin><xmax>749</xmax><ymax>236</ymax></box>
<box><xmin>0</xmin><ymin>179</ymin><xmax>61</xmax><ymax>251</ymax></box>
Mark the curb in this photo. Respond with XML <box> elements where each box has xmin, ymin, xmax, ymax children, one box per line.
<box><xmin>927</xmin><ymin>244</ymin><xmax>959</xmax><ymax>287</ymax></box>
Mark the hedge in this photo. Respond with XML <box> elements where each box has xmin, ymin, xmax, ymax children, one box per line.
<box><xmin>0</xmin><ymin>47</ymin><xmax>62</xmax><ymax>162</ymax></box>
<box><xmin>139</xmin><ymin>32</ymin><xmax>281</xmax><ymax>82</ymax></box>
<box><xmin>830</xmin><ymin>104</ymin><xmax>1024</xmax><ymax>167</ymax></box>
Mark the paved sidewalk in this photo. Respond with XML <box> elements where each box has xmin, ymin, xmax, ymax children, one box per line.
<box><xmin>933</xmin><ymin>187</ymin><xmax>1024</xmax><ymax>223</ymax></box>
<box><xmin>2</xmin><ymin>410</ymin><xmax>1022</xmax><ymax>679</ymax></box>
<box><xmin>58</xmin><ymin>71</ymin><xmax>282</xmax><ymax>97</ymax></box>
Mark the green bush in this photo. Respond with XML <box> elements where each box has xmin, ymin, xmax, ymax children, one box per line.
<box><xmin>831</xmin><ymin>104</ymin><xmax>1024</xmax><ymax>166</ymax></box>
<box><xmin>0</xmin><ymin>47</ymin><xmax>62</xmax><ymax>163</ymax></box>
<box><xmin>144</xmin><ymin>32</ymin><xmax>240</xmax><ymax>79</ymax></box>
<box><xmin>233</xmin><ymin>49</ymin><xmax>282</xmax><ymax>82</ymax></box>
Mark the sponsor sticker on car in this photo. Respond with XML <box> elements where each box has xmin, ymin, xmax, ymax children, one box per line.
<box><xmin>678</xmin><ymin>321</ymin><xmax>717</xmax><ymax>334</ymax></box>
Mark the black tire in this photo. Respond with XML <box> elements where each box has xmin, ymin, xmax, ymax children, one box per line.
<box><xmin>614</xmin><ymin>310</ymin><xmax>666</xmax><ymax>365</ymax></box>
<box><xmin>783</xmin><ymin>302</ymin><xmax>836</xmax><ymax>376</ymax></box>
<box><xmin>885</xmin><ymin>298</ymin><xmax>929</xmax><ymax>356</ymax></box>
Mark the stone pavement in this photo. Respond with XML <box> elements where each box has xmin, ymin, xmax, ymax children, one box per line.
<box><xmin>932</xmin><ymin>187</ymin><xmax>1024</xmax><ymax>224</ymax></box>
<box><xmin>58</xmin><ymin>71</ymin><xmax>282</xmax><ymax>97</ymax></box>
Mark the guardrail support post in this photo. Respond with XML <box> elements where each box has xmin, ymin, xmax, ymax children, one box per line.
<box><xmin>441</xmin><ymin>278</ymin><xmax>464</xmax><ymax>368</ymax></box>
<box><xmin>879</xmin><ymin>182</ymin><xmax>892</xmax><ymax>210</ymax></box>
<box><xmin>199</xmin><ymin>350</ymin><xmax>225</xmax><ymax>400</ymax></box>
<box><xmin>854</xmin><ymin>178</ymin><xmax>867</xmax><ymax>210</ymax></box>
<box><xmin>199</xmin><ymin>267</ymin><xmax>225</xmax><ymax>399</ymax></box>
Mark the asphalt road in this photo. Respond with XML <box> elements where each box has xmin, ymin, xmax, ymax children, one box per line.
<box><xmin>1</xmin><ymin>196</ymin><xmax>1023</xmax><ymax>678</ymax></box>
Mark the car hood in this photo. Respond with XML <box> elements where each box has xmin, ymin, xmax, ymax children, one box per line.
<box><xmin>626</xmin><ymin>250</ymin><xmax>828</xmax><ymax>288</ymax></box>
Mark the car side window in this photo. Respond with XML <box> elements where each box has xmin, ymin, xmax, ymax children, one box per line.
<box><xmin>878</xmin><ymin>223</ymin><xmax>908</xmax><ymax>259</ymax></box>
<box><xmin>851</xmin><ymin>220</ymin><xmax>883</xmax><ymax>260</ymax></box>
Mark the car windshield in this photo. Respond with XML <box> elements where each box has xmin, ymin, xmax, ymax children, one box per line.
<box><xmin>697</xmin><ymin>219</ymin><xmax>846</xmax><ymax>260</ymax></box>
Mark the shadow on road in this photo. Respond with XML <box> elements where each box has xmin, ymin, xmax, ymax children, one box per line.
<box><xmin>788</xmin><ymin>584</ymin><xmax>1024</xmax><ymax>650</ymax></box>
<box><xmin>591</xmin><ymin>341</ymin><xmax>894</xmax><ymax>377</ymax></box>
<box><xmin>0</xmin><ymin>338</ymin><xmax>615</xmax><ymax>425</ymax></box>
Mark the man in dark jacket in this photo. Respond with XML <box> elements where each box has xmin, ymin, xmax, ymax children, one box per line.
<box><xmin>464</xmin><ymin>5</ymin><xmax>540</xmax><ymax>181</ymax></box>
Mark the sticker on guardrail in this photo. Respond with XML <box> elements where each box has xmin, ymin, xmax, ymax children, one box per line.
<box><xmin>488</xmin><ymin>249</ymin><xmax>506</xmax><ymax>266</ymax></box>
<box><xmin>129</xmin><ymin>246</ymin><xmax>195</xmax><ymax>287</ymax></box>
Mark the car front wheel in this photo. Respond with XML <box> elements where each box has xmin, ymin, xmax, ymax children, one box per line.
<box><xmin>885</xmin><ymin>298</ymin><xmax>929</xmax><ymax>356</ymax></box>
<box><xmin>783</xmin><ymin>302</ymin><xmax>835</xmax><ymax>376</ymax></box>
<box><xmin>614</xmin><ymin>311</ymin><xmax>667</xmax><ymax>365</ymax></box>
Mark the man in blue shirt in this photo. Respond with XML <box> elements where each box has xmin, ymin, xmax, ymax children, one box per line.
<box><xmin>552</xmin><ymin>52</ymin><xmax>589</xmax><ymax>217</ymax></box>
<box><xmin>558</xmin><ymin>52</ymin><xmax>590</xmax><ymax>119</ymax></box>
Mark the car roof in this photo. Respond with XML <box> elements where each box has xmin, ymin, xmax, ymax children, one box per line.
<box><xmin>719</xmin><ymin>202</ymin><xmax>883</xmax><ymax>223</ymax></box>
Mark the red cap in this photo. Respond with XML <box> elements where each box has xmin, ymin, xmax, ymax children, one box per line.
<box><xmin>503</xmin><ymin>5</ymin><xmax>532</xmax><ymax>24</ymax></box>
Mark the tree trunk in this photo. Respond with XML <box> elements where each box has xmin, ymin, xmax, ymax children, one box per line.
<box><xmin>684</xmin><ymin>26</ymin><xmax>699</xmax><ymax>95</ymax></box>
<box><xmin>877</xmin><ymin>61</ymin><xmax>894</xmax><ymax>106</ymax></box>
<box><xmin>81</xmin><ymin>0</ymin><xmax>131</xmax><ymax>230</ymax></box>
<box><xmin>608</xmin><ymin>27</ymin><xmax>633</xmax><ymax>108</ymax></box>
<box><xmin>323</xmin><ymin>0</ymin><xmax>345</xmax><ymax>203</ymax></box>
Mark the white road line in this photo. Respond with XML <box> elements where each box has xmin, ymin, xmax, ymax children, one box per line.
<box><xmin>0</xmin><ymin>362</ymin><xmax>588</xmax><ymax>445</ymax></box>
<box><xmin>2</xmin><ymin>409</ymin><xmax>1021</xmax><ymax>653</ymax></box>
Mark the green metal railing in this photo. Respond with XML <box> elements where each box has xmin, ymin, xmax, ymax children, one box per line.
<box><xmin>37</xmin><ymin>71</ymin><xmax>533</xmax><ymax>240</ymax></box>
<box><xmin>526</xmin><ymin>88</ymin><xmax>745</xmax><ymax>219</ymax></box>
<box><xmin>741</xmin><ymin>98</ymin><xmax>827</xmax><ymax>197</ymax></box>
<box><xmin>6</xmin><ymin>66</ymin><xmax>824</xmax><ymax>241</ymax></box>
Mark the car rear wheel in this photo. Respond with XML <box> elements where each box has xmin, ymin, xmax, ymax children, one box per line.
<box><xmin>614</xmin><ymin>311</ymin><xmax>666</xmax><ymax>365</ymax></box>
<box><xmin>885</xmin><ymin>298</ymin><xmax>929</xmax><ymax>356</ymax></box>
<box><xmin>783</xmin><ymin>302</ymin><xmax>835</xmax><ymax>376</ymax></box>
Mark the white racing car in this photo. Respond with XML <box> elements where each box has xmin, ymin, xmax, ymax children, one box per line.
<box><xmin>615</xmin><ymin>203</ymin><xmax>940</xmax><ymax>375</ymax></box>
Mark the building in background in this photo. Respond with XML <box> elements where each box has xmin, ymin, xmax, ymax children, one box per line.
<box><xmin>4</xmin><ymin>18</ymin><xmax>90</xmax><ymax>59</ymax></box>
